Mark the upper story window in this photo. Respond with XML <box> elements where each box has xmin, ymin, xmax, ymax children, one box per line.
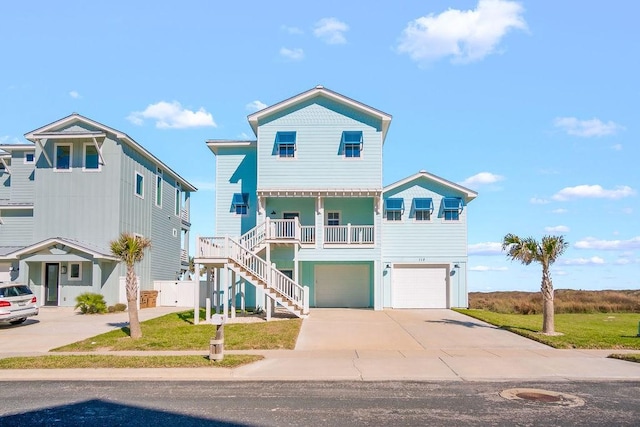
<box><xmin>343</xmin><ymin>131</ymin><xmax>363</xmax><ymax>158</ymax></box>
<box><xmin>54</xmin><ymin>143</ymin><xmax>72</xmax><ymax>171</ymax></box>
<box><xmin>83</xmin><ymin>143</ymin><xmax>100</xmax><ymax>171</ymax></box>
<box><xmin>326</xmin><ymin>211</ymin><xmax>340</xmax><ymax>226</ymax></box>
<box><xmin>135</xmin><ymin>172</ymin><xmax>144</xmax><ymax>198</ymax></box>
<box><xmin>276</xmin><ymin>131</ymin><xmax>296</xmax><ymax>158</ymax></box>
<box><xmin>384</xmin><ymin>198</ymin><xmax>404</xmax><ymax>221</ymax></box>
<box><xmin>232</xmin><ymin>193</ymin><xmax>249</xmax><ymax>215</ymax></box>
<box><xmin>155</xmin><ymin>168</ymin><xmax>163</xmax><ymax>208</ymax></box>
<box><xmin>442</xmin><ymin>197</ymin><xmax>462</xmax><ymax>221</ymax></box>
<box><xmin>413</xmin><ymin>198</ymin><xmax>434</xmax><ymax>221</ymax></box>
<box><xmin>24</xmin><ymin>152</ymin><xmax>35</xmax><ymax>164</ymax></box>
<box><xmin>175</xmin><ymin>185</ymin><xmax>181</xmax><ymax>216</ymax></box>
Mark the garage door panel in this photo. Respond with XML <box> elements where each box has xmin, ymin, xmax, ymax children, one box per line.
<box><xmin>392</xmin><ymin>266</ymin><xmax>447</xmax><ymax>309</ymax></box>
<box><xmin>315</xmin><ymin>265</ymin><xmax>370</xmax><ymax>308</ymax></box>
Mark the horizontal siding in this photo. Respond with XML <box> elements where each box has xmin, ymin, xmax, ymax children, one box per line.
<box><xmin>9</xmin><ymin>150</ymin><xmax>35</xmax><ymax>203</ymax></box>
<box><xmin>215</xmin><ymin>147</ymin><xmax>257</xmax><ymax>237</ymax></box>
<box><xmin>0</xmin><ymin>209</ymin><xmax>34</xmax><ymax>246</ymax></box>
<box><xmin>0</xmin><ymin>171</ymin><xmax>9</xmax><ymax>200</ymax></box>
<box><xmin>258</xmin><ymin>100</ymin><xmax>382</xmax><ymax>190</ymax></box>
<box><xmin>382</xmin><ymin>181</ymin><xmax>469</xmax><ymax>259</ymax></box>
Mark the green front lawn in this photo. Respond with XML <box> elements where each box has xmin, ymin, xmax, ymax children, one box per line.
<box><xmin>53</xmin><ymin>310</ymin><xmax>302</xmax><ymax>352</ymax></box>
<box><xmin>456</xmin><ymin>309</ymin><xmax>640</xmax><ymax>349</ymax></box>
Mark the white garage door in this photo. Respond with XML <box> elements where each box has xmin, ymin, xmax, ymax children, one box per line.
<box><xmin>392</xmin><ymin>265</ymin><xmax>447</xmax><ymax>309</ymax></box>
<box><xmin>315</xmin><ymin>264</ymin><xmax>370</xmax><ymax>307</ymax></box>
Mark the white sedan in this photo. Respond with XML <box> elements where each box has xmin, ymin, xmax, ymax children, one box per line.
<box><xmin>0</xmin><ymin>283</ymin><xmax>39</xmax><ymax>325</ymax></box>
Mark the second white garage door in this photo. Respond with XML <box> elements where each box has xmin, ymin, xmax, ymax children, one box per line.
<box><xmin>315</xmin><ymin>264</ymin><xmax>370</xmax><ymax>308</ymax></box>
<box><xmin>392</xmin><ymin>265</ymin><xmax>448</xmax><ymax>309</ymax></box>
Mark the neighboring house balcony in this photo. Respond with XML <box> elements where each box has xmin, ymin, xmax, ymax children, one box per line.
<box><xmin>180</xmin><ymin>248</ymin><xmax>188</xmax><ymax>264</ymax></box>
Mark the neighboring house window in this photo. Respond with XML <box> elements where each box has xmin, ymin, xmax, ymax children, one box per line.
<box><xmin>24</xmin><ymin>153</ymin><xmax>35</xmax><ymax>164</ymax></box>
<box><xmin>83</xmin><ymin>143</ymin><xmax>100</xmax><ymax>171</ymax></box>
<box><xmin>69</xmin><ymin>263</ymin><xmax>81</xmax><ymax>281</ymax></box>
<box><xmin>175</xmin><ymin>186</ymin><xmax>181</xmax><ymax>216</ymax></box>
<box><xmin>232</xmin><ymin>193</ymin><xmax>248</xmax><ymax>215</ymax></box>
<box><xmin>54</xmin><ymin>143</ymin><xmax>72</xmax><ymax>170</ymax></box>
<box><xmin>414</xmin><ymin>198</ymin><xmax>433</xmax><ymax>221</ymax></box>
<box><xmin>343</xmin><ymin>131</ymin><xmax>363</xmax><ymax>158</ymax></box>
<box><xmin>156</xmin><ymin>168</ymin><xmax>163</xmax><ymax>207</ymax></box>
<box><xmin>384</xmin><ymin>198</ymin><xmax>404</xmax><ymax>221</ymax></box>
<box><xmin>326</xmin><ymin>211</ymin><xmax>340</xmax><ymax>226</ymax></box>
<box><xmin>135</xmin><ymin>172</ymin><xmax>144</xmax><ymax>198</ymax></box>
<box><xmin>443</xmin><ymin>197</ymin><xmax>462</xmax><ymax>221</ymax></box>
<box><xmin>276</xmin><ymin>131</ymin><xmax>296</xmax><ymax>158</ymax></box>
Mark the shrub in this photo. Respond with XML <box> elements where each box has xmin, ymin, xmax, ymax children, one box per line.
<box><xmin>113</xmin><ymin>303</ymin><xmax>127</xmax><ymax>312</ymax></box>
<box><xmin>75</xmin><ymin>293</ymin><xmax>107</xmax><ymax>314</ymax></box>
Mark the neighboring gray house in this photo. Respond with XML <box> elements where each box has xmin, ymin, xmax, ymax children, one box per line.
<box><xmin>0</xmin><ymin>114</ymin><xmax>196</xmax><ymax>307</ymax></box>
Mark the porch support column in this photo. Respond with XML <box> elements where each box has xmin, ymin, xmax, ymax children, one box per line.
<box><xmin>265</xmin><ymin>293</ymin><xmax>272</xmax><ymax>321</ymax></box>
<box><xmin>374</xmin><ymin>260</ymin><xmax>382</xmax><ymax>310</ymax></box>
<box><xmin>316</xmin><ymin>196</ymin><xmax>324</xmax><ymax>248</ymax></box>
<box><xmin>215</xmin><ymin>267</ymin><xmax>222</xmax><ymax>314</ymax></box>
<box><xmin>193</xmin><ymin>262</ymin><xmax>200</xmax><ymax>324</ymax></box>
<box><xmin>231</xmin><ymin>270</ymin><xmax>237</xmax><ymax>319</ymax></box>
<box><xmin>257</xmin><ymin>196</ymin><xmax>265</xmax><ymax>224</ymax></box>
<box><xmin>294</xmin><ymin>246</ymin><xmax>299</xmax><ymax>284</ymax></box>
<box><xmin>240</xmin><ymin>280</ymin><xmax>246</xmax><ymax>313</ymax></box>
<box><xmin>223</xmin><ymin>264</ymin><xmax>230</xmax><ymax>319</ymax></box>
<box><xmin>92</xmin><ymin>261</ymin><xmax>101</xmax><ymax>295</ymax></box>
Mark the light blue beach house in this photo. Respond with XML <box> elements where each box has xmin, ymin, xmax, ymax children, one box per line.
<box><xmin>0</xmin><ymin>114</ymin><xmax>196</xmax><ymax>306</ymax></box>
<box><xmin>196</xmin><ymin>86</ymin><xmax>476</xmax><ymax>318</ymax></box>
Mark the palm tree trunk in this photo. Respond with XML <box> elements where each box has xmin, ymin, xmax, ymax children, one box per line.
<box><xmin>126</xmin><ymin>263</ymin><xmax>143</xmax><ymax>339</ymax></box>
<box><xmin>540</xmin><ymin>264</ymin><xmax>555</xmax><ymax>334</ymax></box>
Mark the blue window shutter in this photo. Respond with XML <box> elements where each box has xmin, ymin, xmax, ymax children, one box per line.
<box><xmin>384</xmin><ymin>198</ymin><xmax>404</xmax><ymax>210</ymax></box>
<box><xmin>443</xmin><ymin>197</ymin><xmax>462</xmax><ymax>210</ymax></box>
<box><xmin>276</xmin><ymin>131</ymin><xmax>296</xmax><ymax>144</ymax></box>
<box><xmin>232</xmin><ymin>193</ymin><xmax>248</xmax><ymax>207</ymax></box>
<box><xmin>414</xmin><ymin>198</ymin><xmax>433</xmax><ymax>211</ymax></box>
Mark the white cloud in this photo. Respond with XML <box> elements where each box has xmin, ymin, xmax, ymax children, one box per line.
<box><xmin>468</xmin><ymin>242</ymin><xmax>503</xmax><ymax>255</ymax></box>
<box><xmin>552</xmin><ymin>184</ymin><xmax>635</xmax><ymax>201</ymax></box>
<box><xmin>127</xmin><ymin>101</ymin><xmax>216</xmax><ymax>129</ymax></box>
<box><xmin>0</xmin><ymin>135</ymin><xmax>20</xmax><ymax>144</ymax></box>
<box><xmin>574</xmin><ymin>236</ymin><xmax>640</xmax><ymax>251</ymax></box>
<box><xmin>460</xmin><ymin>172</ymin><xmax>504</xmax><ymax>188</ymax></box>
<box><xmin>554</xmin><ymin>117</ymin><xmax>624</xmax><ymax>137</ymax></box>
<box><xmin>280</xmin><ymin>47</ymin><xmax>304</xmax><ymax>61</ymax></box>
<box><xmin>69</xmin><ymin>90</ymin><xmax>81</xmax><ymax>99</ymax></box>
<box><xmin>530</xmin><ymin>197</ymin><xmax>549</xmax><ymax>205</ymax></box>
<box><xmin>614</xmin><ymin>258</ymin><xmax>632</xmax><ymax>265</ymax></box>
<box><xmin>281</xmin><ymin>25</ymin><xmax>303</xmax><ymax>35</ymax></box>
<box><xmin>189</xmin><ymin>180</ymin><xmax>216</xmax><ymax>191</ymax></box>
<box><xmin>469</xmin><ymin>265</ymin><xmax>508</xmax><ymax>271</ymax></box>
<box><xmin>552</xmin><ymin>208</ymin><xmax>568</xmax><ymax>214</ymax></box>
<box><xmin>544</xmin><ymin>225</ymin><xmax>570</xmax><ymax>233</ymax></box>
<box><xmin>554</xmin><ymin>270</ymin><xmax>568</xmax><ymax>276</ymax></box>
<box><xmin>561</xmin><ymin>256</ymin><xmax>605</xmax><ymax>266</ymax></box>
<box><xmin>612</xmin><ymin>143</ymin><xmax>623</xmax><ymax>151</ymax></box>
<box><xmin>246</xmin><ymin>100</ymin><xmax>267</xmax><ymax>112</ymax></box>
<box><xmin>313</xmin><ymin>17</ymin><xmax>349</xmax><ymax>44</ymax></box>
<box><xmin>622</xmin><ymin>207</ymin><xmax>633</xmax><ymax>215</ymax></box>
<box><xmin>397</xmin><ymin>0</ymin><xmax>527</xmax><ymax>65</ymax></box>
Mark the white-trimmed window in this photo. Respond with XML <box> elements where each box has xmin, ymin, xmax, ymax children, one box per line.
<box><xmin>155</xmin><ymin>168</ymin><xmax>163</xmax><ymax>207</ymax></box>
<box><xmin>443</xmin><ymin>197</ymin><xmax>462</xmax><ymax>221</ymax></box>
<box><xmin>343</xmin><ymin>131</ymin><xmax>363</xmax><ymax>158</ymax></box>
<box><xmin>413</xmin><ymin>198</ymin><xmax>433</xmax><ymax>221</ymax></box>
<box><xmin>82</xmin><ymin>143</ymin><xmax>100</xmax><ymax>171</ymax></box>
<box><xmin>54</xmin><ymin>143</ymin><xmax>72</xmax><ymax>171</ymax></box>
<box><xmin>135</xmin><ymin>172</ymin><xmax>144</xmax><ymax>198</ymax></box>
<box><xmin>276</xmin><ymin>131</ymin><xmax>296</xmax><ymax>158</ymax></box>
<box><xmin>24</xmin><ymin>152</ymin><xmax>35</xmax><ymax>164</ymax></box>
<box><xmin>384</xmin><ymin>198</ymin><xmax>404</xmax><ymax>221</ymax></box>
<box><xmin>175</xmin><ymin>185</ymin><xmax>181</xmax><ymax>216</ymax></box>
<box><xmin>326</xmin><ymin>211</ymin><xmax>340</xmax><ymax>226</ymax></box>
<box><xmin>232</xmin><ymin>193</ymin><xmax>248</xmax><ymax>215</ymax></box>
<box><xmin>69</xmin><ymin>263</ymin><xmax>81</xmax><ymax>281</ymax></box>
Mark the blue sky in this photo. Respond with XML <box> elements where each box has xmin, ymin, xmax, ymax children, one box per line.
<box><xmin>1</xmin><ymin>1</ymin><xmax>638</xmax><ymax>292</ymax></box>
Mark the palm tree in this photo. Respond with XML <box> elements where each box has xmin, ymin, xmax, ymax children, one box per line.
<box><xmin>110</xmin><ymin>233</ymin><xmax>151</xmax><ymax>339</ymax></box>
<box><xmin>502</xmin><ymin>234</ymin><xmax>569</xmax><ymax>334</ymax></box>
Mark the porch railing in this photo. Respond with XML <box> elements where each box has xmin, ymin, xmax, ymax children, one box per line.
<box><xmin>325</xmin><ymin>225</ymin><xmax>374</xmax><ymax>244</ymax></box>
<box><xmin>300</xmin><ymin>226</ymin><xmax>315</xmax><ymax>244</ymax></box>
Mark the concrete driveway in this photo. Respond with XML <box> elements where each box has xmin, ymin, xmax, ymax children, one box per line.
<box><xmin>0</xmin><ymin>306</ymin><xmax>189</xmax><ymax>355</ymax></box>
<box><xmin>295</xmin><ymin>308</ymin><xmax>549</xmax><ymax>352</ymax></box>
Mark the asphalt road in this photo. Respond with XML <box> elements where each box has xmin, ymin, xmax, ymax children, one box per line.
<box><xmin>1</xmin><ymin>381</ymin><xmax>639</xmax><ymax>426</ymax></box>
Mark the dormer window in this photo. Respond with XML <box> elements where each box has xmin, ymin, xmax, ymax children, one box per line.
<box><xmin>343</xmin><ymin>131</ymin><xmax>362</xmax><ymax>158</ymax></box>
<box><xmin>276</xmin><ymin>131</ymin><xmax>296</xmax><ymax>158</ymax></box>
<box><xmin>442</xmin><ymin>197</ymin><xmax>463</xmax><ymax>221</ymax></box>
<box><xmin>54</xmin><ymin>143</ymin><xmax>72</xmax><ymax>171</ymax></box>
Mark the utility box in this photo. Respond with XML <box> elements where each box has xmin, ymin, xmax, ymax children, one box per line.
<box><xmin>140</xmin><ymin>290</ymin><xmax>159</xmax><ymax>308</ymax></box>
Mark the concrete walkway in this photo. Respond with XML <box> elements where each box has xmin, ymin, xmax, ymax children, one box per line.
<box><xmin>2</xmin><ymin>307</ymin><xmax>640</xmax><ymax>382</ymax></box>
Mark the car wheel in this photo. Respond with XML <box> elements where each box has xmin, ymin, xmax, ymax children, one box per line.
<box><xmin>9</xmin><ymin>318</ymin><xmax>26</xmax><ymax>325</ymax></box>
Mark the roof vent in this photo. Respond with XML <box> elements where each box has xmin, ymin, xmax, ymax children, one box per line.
<box><xmin>419</xmin><ymin>169</ymin><xmax>427</xmax><ymax>173</ymax></box>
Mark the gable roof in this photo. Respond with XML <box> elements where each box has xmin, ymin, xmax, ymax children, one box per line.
<box><xmin>0</xmin><ymin>237</ymin><xmax>119</xmax><ymax>261</ymax></box>
<box><xmin>23</xmin><ymin>113</ymin><xmax>197</xmax><ymax>192</ymax></box>
<box><xmin>247</xmin><ymin>85</ymin><xmax>392</xmax><ymax>141</ymax></box>
<box><xmin>384</xmin><ymin>170</ymin><xmax>478</xmax><ymax>203</ymax></box>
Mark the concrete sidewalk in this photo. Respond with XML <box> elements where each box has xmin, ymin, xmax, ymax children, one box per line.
<box><xmin>2</xmin><ymin>308</ymin><xmax>640</xmax><ymax>382</ymax></box>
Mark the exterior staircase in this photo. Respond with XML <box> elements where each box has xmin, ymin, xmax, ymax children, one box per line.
<box><xmin>198</xmin><ymin>231</ymin><xmax>309</xmax><ymax>318</ymax></box>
